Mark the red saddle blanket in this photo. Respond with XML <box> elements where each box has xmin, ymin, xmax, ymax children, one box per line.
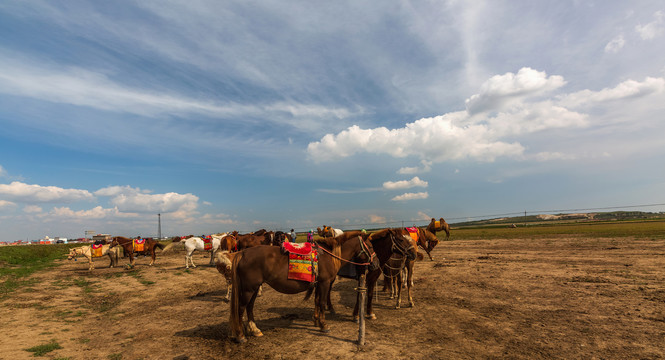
<box><xmin>91</xmin><ymin>244</ymin><xmax>103</xmax><ymax>258</ymax></box>
<box><xmin>283</xmin><ymin>242</ymin><xmax>318</xmax><ymax>282</ymax></box>
<box><xmin>406</xmin><ymin>227</ymin><xmax>419</xmax><ymax>243</ymax></box>
<box><xmin>288</xmin><ymin>251</ymin><xmax>318</xmax><ymax>282</ymax></box>
<box><xmin>133</xmin><ymin>238</ymin><xmax>145</xmax><ymax>252</ymax></box>
<box><xmin>203</xmin><ymin>237</ymin><xmax>212</xmax><ymax>251</ymax></box>
<box><xmin>282</xmin><ymin>241</ymin><xmax>313</xmax><ymax>256</ymax></box>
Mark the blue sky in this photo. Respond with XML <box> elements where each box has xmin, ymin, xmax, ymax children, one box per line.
<box><xmin>1</xmin><ymin>1</ymin><xmax>664</xmax><ymax>241</ymax></box>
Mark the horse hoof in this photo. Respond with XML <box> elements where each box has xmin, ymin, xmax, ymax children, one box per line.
<box><xmin>353</xmin><ymin>316</ymin><xmax>359</xmax><ymax>323</ymax></box>
<box><xmin>233</xmin><ymin>337</ymin><xmax>247</xmax><ymax>344</ymax></box>
<box><xmin>320</xmin><ymin>327</ymin><xmax>330</xmax><ymax>333</ymax></box>
<box><xmin>366</xmin><ymin>314</ymin><xmax>377</xmax><ymax>320</ymax></box>
<box><xmin>251</xmin><ymin>330</ymin><xmax>263</xmax><ymax>337</ymax></box>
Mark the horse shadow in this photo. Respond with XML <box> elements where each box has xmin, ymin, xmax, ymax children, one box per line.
<box><xmin>188</xmin><ymin>290</ymin><xmax>227</xmax><ymax>302</ymax></box>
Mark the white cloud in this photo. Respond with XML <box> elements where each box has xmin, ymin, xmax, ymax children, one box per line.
<box><xmin>415</xmin><ymin>211</ymin><xmax>431</xmax><ymax>221</ymax></box>
<box><xmin>368</xmin><ymin>214</ymin><xmax>387</xmax><ymax>223</ymax></box>
<box><xmin>559</xmin><ymin>77</ymin><xmax>665</xmax><ymax>108</ymax></box>
<box><xmin>0</xmin><ymin>165</ymin><xmax>6</xmax><ymax>178</ymax></box>
<box><xmin>95</xmin><ymin>185</ymin><xmax>149</xmax><ymax>197</ymax></box>
<box><xmin>635</xmin><ymin>11</ymin><xmax>664</xmax><ymax>40</ymax></box>
<box><xmin>465</xmin><ymin>67</ymin><xmax>566</xmax><ymax>115</ymax></box>
<box><xmin>109</xmin><ymin>191</ymin><xmax>199</xmax><ymax>214</ymax></box>
<box><xmin>0</xmin><ymin>181</ymin><xmax>94</xmax><ymax>203</ymax></box>
<box><xmin>605</xmin><ymin>35</ymin><xmax>625</xmax><ymax>53</ymax></box>
<box><xmin>0</xmin><ymin>200</ymin><xmax>16</xmax><ymax>209</ymax></box>
<box><xmin>307</xmin><ymin>113</ymin><xmax>525</xmax><ymax>163</ymax></box>
<box><xmin>383</xmin><ymin>177</ymin><xmax>428</xmax><ymax>190</ymax></box>
<box><xmin>23</xmin><ymin>205</ymin><xmax>42</xmax><ymax>213</ymax></box>
<box><xmin>398</xmin><ymin>160</ymin><xmax>432</xmax><ymax>175</ymax></box>
<box><xmin>391</xmin><ymin>192</ymin><xmax>429</xmax><ymax>201</ymax></box>
<box><xmin>308</xmin><ymin>70</ymin><xmax>663</xmax><ymax>166</ymax></box>
<box><xmin>47</xmin><ymin>206</ymin><xmax>129</xmax><ymax>220</ymax></box>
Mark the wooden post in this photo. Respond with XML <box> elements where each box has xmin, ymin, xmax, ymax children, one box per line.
<box><xmin>357</xmin><ymin>270</ymin><xmax>367</xmax><ymax>346</ymax></box>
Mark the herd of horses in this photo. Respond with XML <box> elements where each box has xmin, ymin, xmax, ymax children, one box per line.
<box><xmin>65</xmin><ymin>218</ymin><xmax>451</xmax><ymax>343</ymax></box>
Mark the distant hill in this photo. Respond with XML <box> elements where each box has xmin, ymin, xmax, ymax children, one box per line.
<box><xmin>451</xmin><ymin>211</ymin><xmax>665</xmax><ymax>228</ymax></box>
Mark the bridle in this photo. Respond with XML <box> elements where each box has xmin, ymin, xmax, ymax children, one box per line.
<box><xmin>382</xmin><ymin>230</ymin><xmax>415</xmax><ymax>274</ymax></box>
<box><xmin>315</xmin><ymin>235</ymin><xmax>376</xmax><ymax>266</ymax></box>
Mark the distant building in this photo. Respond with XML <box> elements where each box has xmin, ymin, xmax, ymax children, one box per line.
<box><xmin>92</xmin><ymin>234</ymin><xmax>112</xmax><ymax>243</ymax></box>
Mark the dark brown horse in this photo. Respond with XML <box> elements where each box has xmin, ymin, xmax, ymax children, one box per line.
<box><xmin>109</xmin><ymin>236</ymin><xmax>165</xmax><ymax>267</ymax></box>
<box><xmin>352</xmin><ymin>228</ymin><xmax>418</xmax><ymax>321</ymax></box>
<box><xmin>228</xmin><ymin>233</ymin><xmax>376</xmax><ymax>343</ymax></box>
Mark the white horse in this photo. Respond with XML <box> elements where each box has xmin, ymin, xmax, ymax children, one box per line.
<box><xmin>163</xmin><ymin>233</ymin><xmax>233</xmax><ymax>269</ymax></box>
<box><xmin>67</xmin><ymin>244</ymin><xmax>119</xmax><ymax>271</ymax></box>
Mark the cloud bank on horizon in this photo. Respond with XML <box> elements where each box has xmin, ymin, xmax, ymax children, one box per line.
<box><xmin>1</xmin><ymin>1</ymin><xmax>664</xmax><ymax>241</ymax></box>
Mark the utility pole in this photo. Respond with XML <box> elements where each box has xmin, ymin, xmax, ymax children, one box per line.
<box><xmin>524</xmin><ymin>210</ymin><xmax>527</xmax><ymax>227</ymax></box>
<box><xmin>158</xmin><ymin>213</ymin><xmax>162</xmax><ymax>240</ymax></box>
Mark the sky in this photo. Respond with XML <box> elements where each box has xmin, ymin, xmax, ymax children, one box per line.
<box><xmin>1</xmin><ymin>1</ymin><xmax>664</xmax><ymax>241</ymax></box>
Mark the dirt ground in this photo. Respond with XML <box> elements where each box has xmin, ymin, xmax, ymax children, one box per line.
<box><xmin>2</xmin><ymin>236</ymin><xmax>664</xmax><ymax>360</ymax></box>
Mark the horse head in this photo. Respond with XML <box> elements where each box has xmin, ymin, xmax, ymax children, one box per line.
<box><xmin>390</xmin><ymin>229</ymin><xmax>417</xmax><ymax>261</ymax></box>
<box><xmin>67</xmin><ymin>248</ymin><xmax>79</xmax><ymax>260</ymax></box>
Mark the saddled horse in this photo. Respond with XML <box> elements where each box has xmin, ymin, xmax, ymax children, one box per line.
<box><xmin>228</xmin><ymin>233</ymin><xmax>376</xmax><ymax>343</ymax></box>
<box><xmin>67</xmin><ymin>244</ymin><xmax>120</xmax><ymax>271</ymax></box>
<box><xmin>109</xmin><ymin>236</ymin><xmax>165</xmax><ymax>267</ymax></box>
<box><xmin>420</xmin><ymin>217</ymin><xmax>450</xmax><ymax>260</ymax></box>
<box><xmin>352</xmin><ymin>228</ymin><xmax>419</xmax><ymax>320</ymax></box>
<box><xmin>163</xmin><ymin>233</ymin><xmax>235</xmax><ymax>268</ymax></box>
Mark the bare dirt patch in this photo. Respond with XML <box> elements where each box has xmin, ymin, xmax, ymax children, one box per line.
<box><xmin>2</xmin><ymin>236</ymin><xmax>664</xmax><ymax>359</ymax></box>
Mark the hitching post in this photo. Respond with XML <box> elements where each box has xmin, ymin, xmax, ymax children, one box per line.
<box><xmin>357</xmin><ymin>269</ymin><xmax>367</xmax><ymax>346</ymax></box>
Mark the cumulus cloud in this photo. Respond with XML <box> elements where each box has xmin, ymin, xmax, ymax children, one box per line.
<box><xmin>383</xmin><ymin>177</ymin><xmax>428</xmax><ymax>190</ymax></box>
<box><xmin>0</xmin><ymin>200</ymin><xmax>16</xmax><ymax>209</ymax></box>
<box><xmin>48</xmin><ymin>206</ymin><xmax>129</xmax><ymax>220</ymax></box>
<box><xmin>605</xmin><ymin>35</ymin><xmax>625</xmax><ymax>53</ymax></box>
<box><xmin>559</xmin><ymin>77</ymin><xmax>665</xmax><ymax>108</ymax></box>
<box><xmin>398</xmin><ymin>160</ymin><xmax>432</xmax><ymax>175</ymax></box>
<box><xmin>0</xmin><ymin>181</ymin><xmax>94</xmax><ymax>203</ymax></box>
<box><xmin>23</xmin><ymin>205</ymin><xmax>42</xmax><ymax>213</ymax></box>
<box><xmin>95</xmin><ymin>185</ymin><xmax>199</xmax><ymax>214</ymax></box>
<box><xmin>465</xmin><ymin>67</ymin><xmax>566</xmax><ymax>115</ymax></box>
<box><xmin>391</xmin><ymin>192</ymin><xmax>429</xmax><ymax>201</ymax></box>
<box><xmin>109</xmin><ymin>191</ymin><xmax>199</xmax><ymax>214</ymax></box>
<box><xmin>307</xmin><ymin>113</ymin><xmax>525</xmax><ymax>163</ymax></box>
<box><xmin>307</xmin><ymin>69</ymin><xmax>662</xmax><ymax>166</ymax></box>
<box><xmin>635</xmin><ymin>11</ymin><xmax>664</xmax><ymax>40</ymax></box>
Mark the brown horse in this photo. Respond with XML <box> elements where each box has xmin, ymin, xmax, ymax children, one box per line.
<box><xmin>352</xmin><ymin>228</ymin><xmax>419</xmax><ymax>321</ymax></box>
<box><xmin>228</xmin><ymin>233</ymin><xmax>376</xmax><ymax>343</ymax></box>
<box><xmin>233</xmin><ymin>230</ymin><xmax>274</xmax><ymax>251</ymax></box>
<box><xmin>109</xmin><ymin>236</ymin><xmax>165</xmax><ymax>267</ymax></box>
<box><xmin>417</xmin><ymin>217</ymin><xmax>450</xmax><ymax>261</ymax></box>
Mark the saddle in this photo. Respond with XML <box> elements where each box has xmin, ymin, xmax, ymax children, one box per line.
<box><xmin>406</xmin><ymin>227</ymin><xmax>419</xmax><ymax>243</ymax></box>
<box><xmin>91</xmin><ymin>244</ymin><xmax>104</xmax><ymax>258</ymax></box>
<box><xmin>282</xmin><ymin>242</ymin><xmax>318</xmax><ymax>282</ymax></box>
<box><xmin>133</xmin><ymin>238</ymin><xmax>145</xmax><ymax>252</ymax></box>
<box><xmin>202</xmin><ymin>236</ymin><xmax>213</xmax><ymax>251</ymax></box>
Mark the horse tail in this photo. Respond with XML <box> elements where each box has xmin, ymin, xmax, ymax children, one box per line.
<box><xmin>303</xmin><ymin>287</ymin><xmax>314</xmax><ymax>302</ymax></box>
<box><xmin>229</xmin><ymin>250</ymin><xmax>244</xmax><ymax>339</ymax></box>
<box><xmin>161</xmin><ymin>242</ymin><xmax>182</xmax><ymax>253</ymax></box>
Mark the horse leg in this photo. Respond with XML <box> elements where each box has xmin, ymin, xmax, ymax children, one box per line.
<box><xmin>394</xmin><ymin>272</ymin><xmax>402</xmax><ymax>309</ymax></box>
<box><xmin>406</xmin><ymin>262</ymin><xmax>415</xmax><ymax>307</ymax></box>
<box><xmin>317</xmin><ymin>282</ymin><xmax>331</xmax><ymax>332</ymax></box>
<box><xmin>88</xmin><ymin>256</ymin><xmax>94</xmax><ymax>271</ymax></box>
<box><xmin>149</xmin><ymin>249</ymin><xmax>155</xmax><ymax>266</ymax></box>
<box><xmin>245</xmin><ymin>290</ymin><xmax>263</xmax><ymax>337</ymax></box>
<box><xmin>326</xmin><ymin>278</ymin><xmax>336</xmax><ymax>314</ymax></box>
<box><xmin>354</xmin><ymin>268</ymin><xmax>379</xmax><ymax>321</ymax></box>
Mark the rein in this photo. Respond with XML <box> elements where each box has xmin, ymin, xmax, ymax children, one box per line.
<box><xmin>315</xmin><ymin>236</ymin><xmax>375</xmax><ymax>266</ymax></box>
